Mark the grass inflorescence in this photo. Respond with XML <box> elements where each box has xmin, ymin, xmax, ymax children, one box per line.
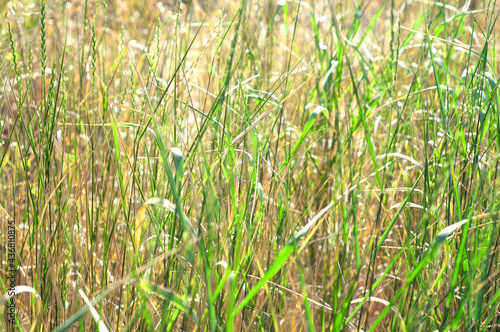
<box><xmin>1</xmin><ymin>0</ymin><xmax>500</xmax><ymax>331</ymax></box>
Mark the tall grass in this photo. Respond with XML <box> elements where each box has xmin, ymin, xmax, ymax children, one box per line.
<box><xmin>1</xmin><ymin>0</ymin><xmax>500</xmax><ymax>330</ymax></box>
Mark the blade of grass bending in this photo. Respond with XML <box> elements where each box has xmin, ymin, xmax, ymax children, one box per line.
<box><xmin>368</xmin><ymin>212</ymin><xmax>498</xmax><ymax>331</ymax></box>
<box><xmin>279</xmin><ymin>105</ymin><xmax>326</xmax><ymax>173</ymax></box>
<box><xmin>0</xmin><ymin>286</ymin><xmax>43</xmax><ymax>332</ymax></box>
<box><xmin>231</xmin><ymin>200</ymin><xmax>335</xmax><ymax>317</ymax></box>
<box><xmin>375</xmin><ymin>153</ymin><xmax>424</xmax><ymax>171</ymax></box>
<box><xmin>125</xmin><ymin>20</ymin><xmax>203</xmax><ymax>327</ymax></box>
<box><xmin>53</xmin><ymin>283</ymin><xmax>125</xmax><ymax>332</ymax></box>
<box><xmin>78</xmin><ymin>289</ymin><xmax>110</xmax><ymax>332</ymax></box>
<box><xmin>351</xmin><ymin>297</ymin><xmax>407</xmax><ymax>332</ymax></box>
<box><xmin>125</xmin><ymin>24</ymin><xmax>198</xmax><ymax>239</ymax></box>
<box><xmin>134</xmin><ymin>198</ymin><xmax>177</xmax><ymax>250</ymax></box>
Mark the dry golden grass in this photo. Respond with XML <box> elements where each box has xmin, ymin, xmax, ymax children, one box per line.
<box><xmin>1</xmin><ymin>0</ymin><xmax>500</xmax><ymax>331</ymax></box>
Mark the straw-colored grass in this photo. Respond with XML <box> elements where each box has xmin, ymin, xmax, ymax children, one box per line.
<box><xmin>1</xmin><ymin>0</ymin><xmax>500</xmax><ymax>330</ymax></box>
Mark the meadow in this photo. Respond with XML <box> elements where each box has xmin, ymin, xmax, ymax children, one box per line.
<box><xmin>1</xmin><ymin>0</ymin><xmax>500</xmax><ymax>330</ymax></box>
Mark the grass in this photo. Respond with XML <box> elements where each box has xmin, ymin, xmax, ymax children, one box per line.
<box><xmin>1</xmin><ymin>0</ymin><xmax>500</xmax><ymax>330</ymax></box>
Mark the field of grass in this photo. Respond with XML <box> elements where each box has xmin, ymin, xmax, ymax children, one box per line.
<box><xmin>1</xmin><ymin>0</ymin><xmax>500</xmax><ymax>330</ymax></box>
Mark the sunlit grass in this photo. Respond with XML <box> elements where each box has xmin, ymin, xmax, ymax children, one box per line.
<box><xmin>1</xmin><ymin>0</ymin><xmax>500</xmax><ymax>330</ymax></box>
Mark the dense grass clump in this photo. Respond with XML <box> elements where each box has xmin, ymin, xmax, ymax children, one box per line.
<box><xmin>1</xmin><ymin>0</ymin><xmax>500</xmax><ymax>330</ymax></box>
